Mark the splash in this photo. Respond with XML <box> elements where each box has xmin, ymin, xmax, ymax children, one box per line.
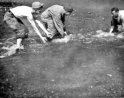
<box><xmin>52</xmin><ymin>34</ymin><xmax>73</xmax><ymax>43</ymax></box>
<box><xmin>0</xmin><ymin>44</ymin><xmax>24</xmax><ymax>58</ymax></box>
<box><xmin>94</xmin><ymin>30</ymin><xmax>124</xmax><ymax>39</ymax></box>
<box><xmin>1</xmin><ymin>30</ymin><xmax>124</xmax><ymax>59</ymax></box>
<box><xmin>95</xmin><ymin>30</ymin><xmax>114</xmax><ymax>37</ymax></box>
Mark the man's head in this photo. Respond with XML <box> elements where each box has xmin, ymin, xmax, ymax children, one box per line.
<box><xmin>111</xmin><ymin>7</ymin><xmax>119</xmax><ymax>19</ymax></box>
<box><xmin>63</xmin><ymin>5</ymin><xmax>73</xmax><ymax>15</ymax></box>
<box><xmin>32</xmin><ymin>1</ymin><xmax>44</xmax><ymax>14</ymax></box>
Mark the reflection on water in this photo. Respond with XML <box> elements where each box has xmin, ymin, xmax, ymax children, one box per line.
<box><xmin>0</xmin><ymin>34</ymin><xmax>124</xmax><ymax>98</ymax></box>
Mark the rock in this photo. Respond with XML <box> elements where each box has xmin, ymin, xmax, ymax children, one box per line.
<box><xmin>107</xmin><ymin>74</ymin><xmax>112</xmax><ymax>77</ymax></box>
<box><xmin>88</xmin><ymin>12</ymin><xmax>91</xmax><ymax>14</ymax></box>
<box><xmin>102</xmin><ymin>18</ymin><xmax>105</xmax><ymax>20</ymax></box>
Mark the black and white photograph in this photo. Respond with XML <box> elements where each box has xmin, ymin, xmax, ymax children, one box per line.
<box><xmin>0</xmin><ymin>0</ymin><xmax>124</xmax><ymax>98</ymax></box>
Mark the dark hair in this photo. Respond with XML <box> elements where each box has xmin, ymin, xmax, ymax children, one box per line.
<box><xmin>111</xmin><ymin>7</ymin><xmax>119</xmax><ymax>12</ymax></box>
<box><xmin>64</xmin><ymin>5</ymin><xmax>73</xmax><ymax>13</ymax></box>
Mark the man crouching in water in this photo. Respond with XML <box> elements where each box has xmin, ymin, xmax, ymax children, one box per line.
<box><xmin>109</xmin><ymin>7</ymin><xmax>124</xmax><ymax>35</ymax></box>
<box><xmin>3</xmin><ymin>1</ymin><xmax>51</xmax><ymax>52</ymax></box>
<box><xmin>41</xmin><ymin>4</ymin><xmax>73</xmax><ymax>41</ymax></box>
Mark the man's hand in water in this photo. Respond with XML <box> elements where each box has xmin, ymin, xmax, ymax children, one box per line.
<box><xmin>46</xmin><ymin>33</ymin><xmax>53</xmax><ymax>38</ymax></box>
<box><xmin>42</xmin><ymin>37</ymin><xmax>48</xmax><ymax>43</ymax></box>
<box><xmin>109</xmin><ymin>26</ymin><xmax>114</xmax><ymax>34</ymax></box>
<box><xmin>61</xmin><ymin>31</ymin><xmax>68</xmax><ymax>38</ymax></box>
<box><xmin>64</xmin><ymin>31</ymin><xmax>67</xmax><ymax>35</ymax></box>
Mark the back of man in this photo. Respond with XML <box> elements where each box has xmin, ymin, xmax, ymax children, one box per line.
<box><xmin>41</xmin><ymin>5</ymin><xmax>65</xmax><ymax>20</ymax></box>
<box><xmin>9</xmin><ymin>6</ymin><xmax>33</xmax><ymax>20</ymax></box>
<box><xmin>41</xmin><ymin>5</ymin><xmax>67</xmax><ymax>39</ymax></box>
<box><xmin>3</xmin><ymin>6</ymin><xmax>31</xmax><ymax>37</ymax></box>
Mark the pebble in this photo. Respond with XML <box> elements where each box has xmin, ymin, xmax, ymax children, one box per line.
<box><xmin>90</xmin><ymin>86</ymin><xmax>93</xmax><ymax>88</ymax></box>
<box><xmin>51</xmin><ymin>79</ymin><xmax>55</xmax><ymax>82</ymax></box>
<box><xmin>88</xmin><ymin>12</ymin><xmax>91</xmax><ymax>14</ymax></box>
<box><xmin>51</xmin><ymin>91</ymin><xmax>54</xmax><ymax>93</ymax></box>
<box><xmin>102</xmin><ymin>18</ymin><xmax>105</xmax><ymax>20</ymax></box>
<box><xmin>107</xmin><ymin>74</ymin><xmax>112</xmax><ymax>77</ymax></box>
<box><xmin>72</xmin><ymin>14</ymin><xmax>75</xmax><ymax>16</ymax></box>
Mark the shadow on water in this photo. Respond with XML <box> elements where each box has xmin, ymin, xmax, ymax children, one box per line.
<box><xmin>0</xmin><ymin>37</ymin><xmax>124</xmax><ymax>98</ymax></box>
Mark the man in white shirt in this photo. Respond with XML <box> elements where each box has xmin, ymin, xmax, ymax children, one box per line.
<box><xmin>109</xmin><ymin>7</ymin><xmax>124</xmax><ymax>35</ymax></box>
<box><xmin>3</xmin><ymin>1</ymin><xmax>51</xmax><ymax>52</ymax></box>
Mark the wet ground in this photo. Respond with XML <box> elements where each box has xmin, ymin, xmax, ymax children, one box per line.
<box><xmin>1</xmin><ymin>0</ymin><xmax>124</xmax><ymax>98</ymax></box>
<box><xmin>1</xmin><ymin>35</ymin><xmax>124</xmax><ymax>98</ymax></box>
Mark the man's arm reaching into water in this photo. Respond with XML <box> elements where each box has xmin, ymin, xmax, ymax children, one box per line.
<box><xmin>35</xmin><ymin>20</ymin><xmax>53</xmax><ymax>38</ymax></box>
<box><xmin>109</xmin><ymin>19</ymin><xmax>114</xmax><ymax>34</ymax></box>
<box><xmin>27</xmin><ymin>17</ymin><xmax>47</xmax><ymax>43</ymax></box>
<box><xmin>109</xmin><ymin>26</ymin><xmax>114</xmax><ymax>34</ymax></box>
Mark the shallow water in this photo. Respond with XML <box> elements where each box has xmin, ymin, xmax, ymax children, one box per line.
<box><xmin>0</xmin><ymin>33</ymin><xmax>124</xmax><ymax>98</ymax></box>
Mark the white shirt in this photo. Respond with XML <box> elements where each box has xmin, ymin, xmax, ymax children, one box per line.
<box><xmin>119</xmin><ymin>10</ymin><xmax>124</xmax><ymax>20</ymax></box>
<box><xmin>10</xmin><ymin>6</ymin><xmax>33</xmax><ymax>19</ymax></box>
<box><xmin>9</xmin><ymin>6</ymin><xmax>50</xmax><ymax>42</ymax></box>
<box><xmin>116</xmin><ymin>10</ymin><xmax>124</xmax><ymax>26</ymax></box>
